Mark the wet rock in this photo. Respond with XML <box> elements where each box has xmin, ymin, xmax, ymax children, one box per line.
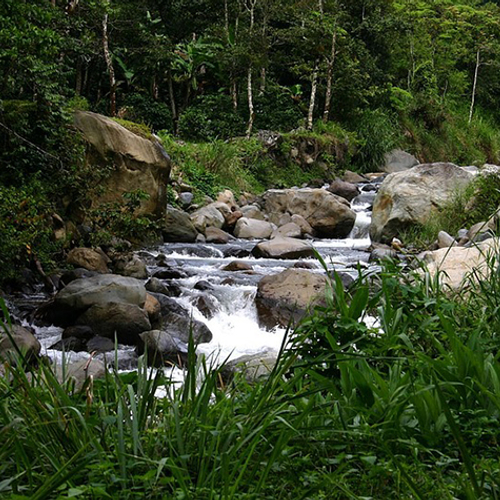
<box><xmin>194</xmin><ymin>280</ymin><xmax>214</xmax><ymax>292</ymax></box>
<box><xmin>86</xmin><ymin>336</ymin><xmax>115</xmax><ymax>353</ymax></box>
<box><xmin>144</xmin><ymin>293</ymin><xmax>162</xmax><ymax>328</ymax></box>
<box><xmin>234</xmin><ymin>218</ymin><xmax>275</xmax><ymax>239</ymax></box>
<box><xmin>222</xmin><ymin>261</ymin><xmax>253</xmax><ymax>272</ymax></box>
<box><xmin>50</xmin><ymin>336</ymin><xmax>87</xmax><ymax>352</ymax></box>
<box><xmin>153</xmin><ymin>268</ymin><xmax>187</xmax><ymax>280</ymax></box>
<box><xmin>370</xmin><ymin>163</ymin><xmax>474</xmax><ymax>243</ymax></box>
<box><xmin>223</xmin><ymin>247</ymin><xmax>252</xmax><ymax>259</ymax></box>
<box><xmin>137</xmin><ymin>330</ymin><xmax>188</xmax><ymax>368</ymax></box>
<box><xmin>163</xmin><ymin>206</ymin><xmax>198</xmax><ymax>243</ymax></box>
<box><xmin>62</xmin><ymin>325</ymin><xmax>94</xmax><ymax>341</ymax></box>
<box><xmin>67</xmin><ymin>247</ymin><xmax>110</xmax><ymax>273</ymax></box>
<box><xmin>206</xmin><ymin>227</ymin><xmax>235</xmax><ymax>244</ymax></box>
<box><xmin>113</xmin><ymin>254</ymin><xmax>148</xmax><ymax>279</ymax></box>
<box><xmin>252</xmin><ymin>237</ymin><xmax>315</xmax><ymax>260</ymax></box>
<box><xmin>328</xmin><ymin>179</ymin><xmax>359</xmax><ymax>202</ymax></box>
<box><xmin>0</xmin><ymin>325</ymin><xmax>41</xmax><ymax>364</ymax></box>
<box><xmin>145</xmin><ymin>277</ymin><xmax>172</xmax><ymax>296</ymax></box>
<box><xmin>194</xmin><ymin>294</ymin><xmax>219</xmax><ymax>319</ymax></box>
<box><xmin>76</xmin><ymin>302</ymin><xmax>151</xmax><ymax>345</ymax></box>
<box><xmin>256</xmin><ymin>269</ymin><xmax>327</xmax><ymax>328</ymax></box>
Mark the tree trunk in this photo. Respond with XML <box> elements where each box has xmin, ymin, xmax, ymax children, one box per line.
<box><xmin>167</xmin><ymin>69</ymin><xmax>178</xmax><ymax>133</ymax></box>
<box><xmin>231</xmin><ymin>78</ymin><xmax>238</xmax><ymax>111</ymax></box>
<box><xmin>469</xmin><ymin>48</ymin><xmax>480</xmax><ymax>124</ymax></box>
<box><xmin>260</xmin><ymin>67</ymin><xmax>266</xmax><ymax>95</ymax></box>
<box><xmin>323</xmin><ymin>30</ymin><xmax>337</xmax><ymax>122</ymax></box>
<box><xmin>246</xmin><ymin>66</ymin><xmax>254</xmax><ymax>137</ymax></box>
<box><xmin>307</xmin><ymin>62</ymin><xmax>319</xmax><ymax>130</ymax></box>
<box><xmin>102</xmin><ymin>12</ymin><xmax>117</xmax><ymax>117</ymax></box>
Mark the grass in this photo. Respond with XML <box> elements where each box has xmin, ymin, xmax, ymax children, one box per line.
<box><xmin>3</xmin><ymin>252</ymin><xmax>500</xmax><ymax>498</ymax></box>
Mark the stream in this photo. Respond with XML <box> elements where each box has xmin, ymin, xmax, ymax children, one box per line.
<box><xmin>8</xmin><ymin>183</ymin><xmax>378</xmax><ymax>375</ymax></box>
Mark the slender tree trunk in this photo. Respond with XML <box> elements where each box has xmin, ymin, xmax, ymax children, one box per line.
<box><xmin>307</xmin><ymin>62</ymin><xmax>319</xmax><ymax>130</ymax></box>
<box><xmin>246</xmin><ymin>67</ymin><xmax>255</xmax><ymax>137</ymax></box>
<box><xmin>152</xmin><ymin>76</ymin><xmax>159</xmax><ymax>100</ymax></box>
<box><xmin>102</xmin><ymin>12</ymin><xmax>117</xmax><ymax>116</ymax></box>
<box><xmin>231</xmin><ymin>79</ymin><xmax>238</xmax><ymax>110</ymax></box>
<box><xmin>323</xmin><ymin>30</ymin><xmax>337</xmax><ymax>122</ymax></box>
<box><xmin>469</xmin><ymin>48</ymin><xmax>480</xmax><ymax>124</ymax></box>
<box><xmin>224</xmin><ymin>0</ymin><xmax>230</xmax><ymax>37</ymax></box>
<box><xmin>167</xmin><ymin>69</ymin><xmax>178</xmax><ymax>133</ymax></box>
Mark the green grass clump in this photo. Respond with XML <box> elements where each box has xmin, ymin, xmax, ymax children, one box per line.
<box><xmin>112</xmin><ymin>118</ymin><xmax>154</xmax><ymax>141</ymax></box>
<box><xmin>3</xmin><ymin>251</ymin><xmax>500</xmax><ymax>497</ymax></box>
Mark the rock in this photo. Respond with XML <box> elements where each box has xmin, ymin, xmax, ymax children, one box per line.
<box><xmin>76</xmin><ymin>302</ymin><xmax>151</xmax><ymax>345</ymax></box>
<box><xmin>145</xmin><ymin>277</ymin><xmax>172</xmax><ymax>296</ymax></box>
<box><xmin>278</xmin><ymin>213</ymin><xmax>292</xmax><ymax>226</ymax></box>
<box><xmin>271</xmin><ymin>222</ymin><xmax>302</xmax><ymax>239</ymax></box>
<box><xmin>190</xmin><ymin>203</ymin><xmax>226</xmax><ymax>233</ymax></box>
<box><xmin>223</xmin><ymin>246</ymin><xmax>252</xmax><ymax>258</ymax></box>
<box><xmin>51</xmin><ymin>274</ymin><xmax>147</xmax><ymax>324</ymax></box>
<box><xmin>256</xmin><ymin>269</ymin><xmax>327</xmax><ymax>328</ymax></box>
<box><xmin>327</xmin><ymin>179</ymin><xmax>359</xmax><ymax>202</ymax></box>
<box><xmin>467</xmin><ymin>221</ymin><xmax>495</xmax><ymax>242</ymax></box>
<box><xmin>194</xmin><ymin>294</ymin><xmax>219</xmax><ymax>319</ymax></box>
<box><xmin>113</xmin><ymin>254</ymin><xmax>148</xmax><ymax>279</ymax></box>
<box><xmin>54</xmin><ymin>358</ymin><xmax>106</xmax><ymax>392</ymax></box>
<box><xmin>74</xmin><ymin>111</ymin><xmax>170</xmax><ymax>216</ymax></box>
<box><xmin>370</xmin><ymin>163</ymin><xmax>474</xmax><ymax>243</ymax></box>
<box><xmin>62</xmin><ymin>325</ymin><xmax>94</xmax><ymax>341</ymax></box>
<box><xmin>240</xmin><ymin>205</ymin><xmax>267</xmax><ymax>221</ymax></box>
<box><xmin>0</xmin><ymin>325</ymin><xmax>41</xmax><ymax>364</ymax></box>
<box><xmin>194</xmin><ymin>280</ymin><xmax>214</xmax><ymax>292</ymax></box>
<box><xmin>369</xmin><ymin>247</ymin><xmax>398</xmax><ymax>262</ymax></box>
<box><xmin>224</xmin><ymin>210</ymin><xmax>243</xmax><ymax>230</ymax></box>
<box><xmin>221</xmin><ymin>351</ymin><xmax>278</xmax><ymax>383</ymax></box>
<box><xmin>163</xmin><ymin>206</ymin><xmax>198</xmax><ymax>243</ymax></box>
<box><xmin>86</xmin><ymin>336</ymin><xmax>115</xmax><ymax>353</ymax></box>
<box><xmin>252</xmin><ymin>237</ymin><xmax>315</xmax><ymax>260</ymax></box>
<box><xmin>206</xmin><ymin>227</ymin><xmax>235</xmax><ymax>244</ymax></box>
<box><xmin>383</xmin><ymin>149</ymin><xmax>419</xmax><ymax>173</ymax></box>
<box><xmin>437</xmin><ymin>231</ymin><xmax>457</xmax><ymax>249</ymax></box>
<box><xmin>342</xmin><ymin>170</ymin><xmax>367</xmax><ymax>184</ymax></box>
<box><xmin>153</xmin><ymin>268</ymin><xmax>187</xmax><ymax>280</ymax></box>
<box><xmin>222</xmin><ymin>261</ymin><xmax>253</xmax><ymax>272</ymax></box>
<box><xmin>257</xmin><ymin>130</ymin><xmax>282</xmax><ymax>149</ymax></box>
<box><xmin>67</xmin><ymin>247</ymin><xmax>110</xmax><ymax>273</ymax></box>
<box><xmin>178</xmin><ymin>192</ymin><xmax>194</xmax><ymax>208</ymax></box>
<box><xmin>291</xmin><ymin>214</ymin><xmax>314</xmax><ymax>237</ymax></box>
<box><xmin>60</xmin><ymin>268</ymin><xmax>97</xmax><ymax>287</ymax></box>
<box><xmin>261</xmin><ymin>188</ymin><xmax>356</xmax><ymax>238</ymax></box>
<box><xmin>137</xmin><ymin>330</ymin><xmax>188</xmax><ymax>368</ymax></box>
<box><xmin>234</xmin><ymin>218</ymin><xmax>275</xmax><ymax>239</ymax></box>
<box><xmin>144</xmin><ymin>293</ymin><xmax>161</xmax><ymax>327</ymax></box>
<box><xmin>217</xmin><ymin>189</ymin><xmax>237</xmax><ymax>209</ymax></box>
<box><xmin>352</xmin><ymin>192</ymin><xmax>376</xmax><ymax>210</ymax></box>
<box><xmin>49</xmin><ymin>337</ymin><xmax>87</xmax><ymax>352</ymax></box>
<box><xmin>422</xmin><ymin>238</ymin><xmax>499</xmax><ymax>290</ymax></box>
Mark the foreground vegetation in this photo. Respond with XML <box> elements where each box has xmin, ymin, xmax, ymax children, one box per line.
<box><xmin>2</xmin><ymin>252</ymin><xmax>500</xmax><ymax>499</ymax></box>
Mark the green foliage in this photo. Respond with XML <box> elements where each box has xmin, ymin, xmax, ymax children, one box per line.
<box><xmin>122</xmin><ymin>93</ymin><xmax>173</xmax><ymax>132</ymax></box>
<box><xmin>111</xmin><ymin>118</ymin><xmax>154</xmax><ymax>140</ymax></box>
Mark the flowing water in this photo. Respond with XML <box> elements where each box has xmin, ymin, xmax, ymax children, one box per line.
<box><xmin>10</xmin><ymin>183</ymin><xmax>377</xmax><ymax>372</ymax></box>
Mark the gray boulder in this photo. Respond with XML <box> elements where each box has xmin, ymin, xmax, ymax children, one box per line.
<box><xmin>0</xmin><ymin>325</ymin><xmax>41</xmax><ymax>364</ymax></box>
<box><xmin>383</xmin><ymin>149</ymin><xmax>419</xmax><ymax>173</ymax></box>
<box><xmin>163</xmin><ymin>206</ymin><xmax>198</xmax><ymax>243</ymax></box>
<box><xmin>370</xmin><ymin>163</ymin><xmax>474</xmax><ymax>243</ymax></box>
<box><xmin>113</xmin><ymin>254</ymin><xmax>148</xmax><ymax>279</ymax></box>
<box><xmin>137</xmin><ymin>330</ymin><xmax>188</xmax><ymax>367</ymax></box>
<box><xmin>327</xmin><ymin>179</ymin><xmax>359</xmax><ymax>202</ymax></box>
<box><xmin>190</xmin><ymin>203</ymin><xmax>228</xmax><ymax>233</ymax></box>
<box><xmin>271</xmin><ymin>222</ymin><xmax>302</xmax><ymax>239</ymax></box>
<box><xmin>234</xmin><ymin>218</ymin><xmax>275</xmax><ymax>239</ymax></box>
<box><xmin>54</xmin><ymin>358</ymin><xmax>106</xmax><ymax>392</ymax></box>
<box><xmin>221</xmin><ymin>351</ymin><xmax>278</xmax><ymax>383</ymax></box>
<box><xmin>206</xmin><ymin>227</ymin><xmax>235</xmax><ymax>244</ymax></box>
<box><xmin>252</xmin><ymin>237</ymin><xmax>315</xmax><ymax>260</ymax></box>
<box><xmin>67</xmin><ymin>247</ymin><xmax>110</xmax><ymax>274</ymax></box>
<box><xmin>240</xmin><ymin>205</ymin><xmax>267</xmax><ymax>221</ymax></box>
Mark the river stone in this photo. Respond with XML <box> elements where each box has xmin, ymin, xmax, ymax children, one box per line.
<box><xmin>252</xmin><ymin>237</ymin><xmax>315</xmax><ymax>260</ymax></box>
<box><xmin>54</xmin><ymin>358</ymin><xmax>106</xmax><ymax>392</ymax></box>
<box><xmin>194</xmin><ymin>294</ymin><xmax>220</xmax><ymax>319</ymax></box>
<box><xmin>178</xmin><ymin>192</ymin><xmax>193</xmax><ymax>208</ymax></box>
<box><xmin>86</xmin><ymin>336</ymin><xmax>115</xmax><ymax>353</ymax></box>
<box><xmin>234</xmin><ymin>218</ymin><xmax>274</xmax><ymax>239</ymax></box>
<box><xmin>163</xmin><ymin>206</ymin><xmax>198</xmax><ymax>243</ymax></box>
<box><xmin>60</xmin><ymin>268</ymin><xmax>98</xmax><ymax>287</ymax></box>
<box><xmin>0</xmin><ymin>325</ymin><xmax>41</xmax><ymax>364</ymax></box>
<box><xmin>74</xmin><ymin>111</ymin><xmax>170</xmax><ymax>217</ymax></box>
<box><xmin>206</xmin><ymin>227</ymin><xmax>235</xmax><ymax>244</ymax></box>
<box><xmin>50</xmin><ymin>337</ymin><xmax>87</xmax><ymax>352</ymax></box>
<box><xmin>137</xmin><ymin>330</ymin><xmax>188</xmax><ymax>368</ymax></box>
<box><xmin>144</xmin><ymin>293</ymin><xmax>162</xmax><ymax>328</ymax></box>
<box><xmin>256</xmin><ymin>269</ymin><xmax>327</xmax><ymax>328</ymax></box>
<box><xmin>217</xmin><ymin>189</ymin><xmax>237</xmax><ymax>209</ymax></box>
<box><xmin>437</xmin><ymin>231</ymin><xmax>457</xmax><ymax>249</ymax></box>
<box><xmin>153</xmin><ymin>268</ymin><xmax>187</xmax><ymax>280</ymax></box>
<box><xmin>382</xmin><ymin>149</ymin><xmax>419</xmax><ymax>173</ymax></box>
<box><xmin>261</xmin><ymin>188</ymin><xmax>356</xmax><ymax>238</ymax></box>
<box><xmin>342</xmin><ymin>170</ymin><xmax>367</xmax><ymax>184</ymax></box>
<box><xmin>52</xmin><ymin>274</ymin><xmax>147</xmax><ymax>323</ymax></box>
<box><xmin>271</xmin><ymin>222</ymin><xmax>302</xmax><ymax>239</ymax></box>
<box><xmin>62</xmin><ymin>325</ymin><xmax>94</xmax><ymax>341</ymax></box>
<box><xmin>222</xmin><ymin>261</ymin><xmax>253</xmax><ymax>272</ymax></box>
<box><xmin>327</xmin><ymin>179</ymin><xmax>359</xmax><ymax>201</ymax></box>
<box><xmin>221</xmin><ymin>351</ymin><xmax>278</xmax><ymax>383</ymax></box>
<box><xmin>190</xmin><ymin>203</ymin><xmax>226</xmax><ymax>233</ymax></box>
<box><xmin>370</xmin><ymin>163</ymin><xmax>474</xmax><ymax>243</ymax></box>
<box><xmin>145</xmin><ymin>277</ymin><xmax>171</xmax><ymax>296</ymax></box>
<box><xmin>421</xmin><ymin>238</ymin><xmax>500</xmax><ymax>290</ymax></box>
<box><xmin>291</xmin><ymin>214</ymin><xmax>314</xmax><ymax>237</ymax></box>
<box><xmin>67</xmin><ymin>247</ymin><xmax>110</xmax><ymax>273</ymax></box>
<box><xmin>113</xmin><ymin>254</ymin><xmax>148</xmax><ymax>279</ymax></box>
<box><xmin>76</xmin><ymin>301</ymin><xmax>151</xmax><ymax>345</ymax></box>
<box><xmin>240</xmin><ymin>205</ymin><xmax>266</xmax><ymax>221</ymax></box>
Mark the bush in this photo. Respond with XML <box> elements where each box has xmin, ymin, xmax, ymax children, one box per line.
<box><xmin>122</xmin><ymin>93</ymin><xmax>173</xmax><ymax>132</ymax></box>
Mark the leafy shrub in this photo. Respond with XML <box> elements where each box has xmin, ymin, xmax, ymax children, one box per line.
<box><xmin>178</xmin><ymin>94</ymin><xmax>246</xmax><ymax>141</ymax></box>
<box><xmin>122</xmin><ymin>93</ymin><xmax>173</xmax><ymax>132</ymax></box>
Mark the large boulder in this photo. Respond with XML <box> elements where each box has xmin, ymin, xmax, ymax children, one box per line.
<box><xmin>421</xmin><ymin>238</ymin><xmax>499</xmax><ymax>290</ymax></box>
<box><xmin>163</xmin><ymin>206</ymin><xmax>198</xmax><ymax>242</ymax></box>
<box><xmin>0</xmin><ymin>325</ymin><xmax>41</xmax><ymax>364</ymax></box>
<box><xmin>252</xmin><ymin>237</ymin><xmax>315</xmax><ymax>260</ymax></box>
<box><xmin>261</xmin><ymin>188</ymin><xmax>356</xmax><ymax>238</ymax></box>
<box><xmin>327</xmin><ymin>179</ymin><xmax>359</xmax><ymax>202</ymax></box>
<box><xmin>256</xmin><ymin>269</ymin><xmax>327</xmax><ymax>328</ymax></box>
<box><xmin>74</xmin><ymin>111</ymin><xmax>170</xmax><ymax>216</ymax></box>
<box><xmin>370</xmin><ymin>163</ymin><xmax>474</xmax><ymax>243</ymax></box>
<box><xmin>383</xmin><ymin>149</ymin><xmax>419</xmax><ymax>173</ymax></box>
<box><xmin>271</xmin><ymin>222</ymin><xmax>302</xmax><ymax>239</ymax></box>
<box><xmin>190</xmin><ymin>203</ymin><xmax>226</xmax><ymax>233</ymax></box>
<box><xmin>49</xmin><ymin>274</ymin><xmax>147</xmax><ymax>325</ymax></box>
<box><xmin>76</xmin><ymin>302</ymin><xmax>151</xmax><ymax>344</ymax></box>
<box><xmin>137</xmin><ymin>330</ymin><xmax>188</xmax><ymax>367</ymax></box>
<box><xmin>234</xmin><ymin>218</ymin><xmax>274</xmax><ymax>239</ymax></box>
<box><xmin>67</xmin><ymin>248</ymin><xmax>110</xmax><ymax>273</ymax></box>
